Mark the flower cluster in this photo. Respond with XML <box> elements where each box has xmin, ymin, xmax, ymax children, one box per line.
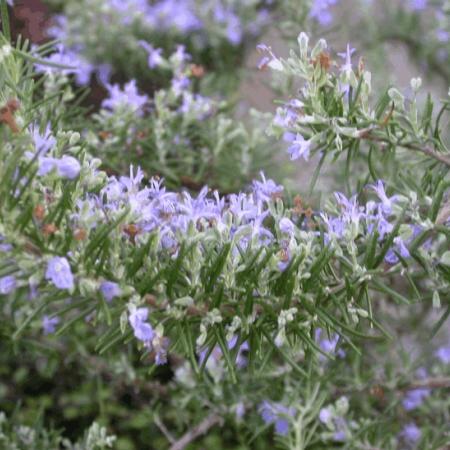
<box><xmin>42</xmin><ymin>0</ymin><xmax>271</xmax><ymax>90</ymax></box>
<box><xmin>86</xmin><ymin>45</ymin><xmax>273</xmax><ymax>191</ymax></box>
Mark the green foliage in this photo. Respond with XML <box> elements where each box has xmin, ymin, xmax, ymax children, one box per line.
<box><xmin>0</xmin><ymin>2</ymin><xmax>450</xmax><ymax>449</ymax></box>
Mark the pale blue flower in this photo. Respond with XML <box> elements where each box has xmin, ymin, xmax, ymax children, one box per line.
<box><xmin>283</xmin><ymin>132</ymin><xmax>311</xmax><ymax>161</ymax></box>
<box><xmin>279</xmin><ymin>217</ymin><xmax>295</xmax><ymax>235</ymax></box>
<box><xmin>57</xmin><ymin>156</ymin><xmax>81</xmax><ymax>179</ymax></box>
<box><xmin>0</xmin><ymin>275</ymin><xmax>16</xmax><ymax>295</ymax></box>
<box><xmin>338</xmin><ymin>43</ymin><xmax>356</xmax><ymax>76</ymax></box>
<box><xmin>435</xmin><ymin>345</ymin><xmax>450</xmax><ymax>364</ymax></box>
<box><xmin>138</xmin><ymin>41</ymin><xmax>164</xmax><ymax>69</ymax></box>
<box><xmin>402</xmin><ymin>423</ymin><xmax>421</xmax><ymax>443</ymax></box>
<box><xmin>410</xmin><ymin>0</ymin><xmax>427</xmax><ymax>11</ymax></box>
<box><xmin>38</xmin><ymin>157</ymin><xmax>58</xmax><ymax>176</ymax></box>
<box><xmin>102</xmin><ymin>80</ymin><xmax>148</xmax><ymax>116</ymax></box>
<box><xmin>129</xmin><ymin>307</ymin><xmax>154</xmax><ymax>343</ymax></box>
<box><xmin>402</xmin><ymin>388</ymin><xmax>430</xmax><ymax>410</ymax></box>
<box><xmin>259</xmin><ymin>401</ymin><xmax>295</xmax><ymax>435</ymax></box>
<box><xmin>309</xmin><ymin>0</ymin><xmax>339</xmax><ymax>26</ymax></box>
<box><xmin>100</xmin><ymin>281</ymin><xmax>121</xmax><ymax>302</ymax></box>
<box><xmin>29</xmin><ymin>123</ymin><xmax>56</xmax><ymax>155</ymax></box>
<box><xmin>42</xmin><ymin>315</ymin><xmax>60</xmax><ymax>335</ymax></box>
<box><xmin>45</xmin><ymin>257</ymin><xmax>74</xmax><ymax>290</ymax></box>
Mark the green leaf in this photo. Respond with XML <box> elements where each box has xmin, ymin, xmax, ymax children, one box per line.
<box><xmin>0</xmin><ymin>0</ymin><xmax>11</xmax><ymax>42</ymax></box>
<box><xmin>214</xmin><ymin>325</ymin><xmax>237</xmax><ymax>384</ymax></box>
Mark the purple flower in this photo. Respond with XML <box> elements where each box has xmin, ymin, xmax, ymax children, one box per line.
<box><xmin>198</xmin><ymin>346</ymin><xmax>222</xmax><ymax>366</ymax></box>
<box><xmin>435</xmin><ymin>345</ymin><xmax>450</xmax><ymax>364</ymax></box>
<box><xmin>172</xmin><ymin>45</ymin><xmax>191</xmax><ymax>64</ymax></box>
<box><xmin>100</xmin><ymin>281</ymin><xmax>121</xmax><ymax>302</ymax></box>
<box><xmin>153</xmin><ymin>334</ymin><xmax>170</xmax><ymax>365</ymax></box>
<box><xmin>279</xmin><ymin>217</ymin><xmax>295</xmax><ymax>235</ymax></box>
<box><xmin>172</xmin><ymin>76</ymin><xmax>191</xmax><ymax>95</ymax></box>
<box><xmin>45</xmin><ymin>256</ymin><xmax>74</xmax><ymax>290</ymax></box>
<box><xmin>38</xmin><ymin>157</ymin><xmax>57</xmax><ymax>176</ymax></box>
<box><xmin>148</xmin><ymin>0</ymin><xmax>202</xmax><ymax>32</ymax></box>
<box><xmin>409</xmin><ymin>0</ymin><xmax>427</xmax><ymax>11</ymax></box>
<box><xmin>256</xmin><ymin>43</ymin><xmax>282</xmax><ymax>71</ymax></box>
<box><xmin>436</xmin><ymin>29</ymin><xmax>450</xmax><ymax>43</ymax></box>
<box><xmin>315</xmin><ymin>328</ymin><xmax>346</xmax><ymax>360</ymax></box>
<box><xmin>34</xmin><ymin>44</ymin><xmax>92</xmax><ymax>85</ymax></box>
<box><xmin>73</xmin><ymin>57</ymin><xmax>94</xmax><ymax>85</ymax></box>
<box><xmin>334</xmin><ymin>192</ymin><xmax>364</xmax><ymax>224</ymax></box>
<box><xmin>277</xmin><ymin>247</ymin><xmax>291</xmax><ymax>272</ymax></box>
<box><xmin>129</xmin><ymin>307</ymin><xmax>153</xmax><ymax>343</ymax></box>
<box><xmin>102</xmin><ymin>80</ymin><xmax>148</xmax><ymax>116</ymax></box>
<box><xmin>42</xmin><ymin>315</ymin><xmax>60</xmax><ymax>335</ymax></box>
<box><xmin>273</xmin><ymin>101</ymin><xmax>302</xmax><ymax>127</ymax></box>
<box><xmin>319</xmin><ymin>407</ymin><xmax>332</xmax><ymax>424</ymax></box>
<box><xmin>252</xmin><ymin>172</ymin><xmax>283</xmax><ymax>203</ymax></box>
<box><xmin>0</xmin><ymin>275</ymin><xmax>16</xmax><ymax>295</ymax></box>
<box><xmin>227</xmin><ymin>335</ymin><xmax>249</xmax><ymax>368</ymax></box>
<box><xmin>319</xmin><ymin>405</ymin><xmax>349</xmax><ymax>440</ymax></box>
<box><xmin>96</xmin><ymin>63</ymin><xmax>112</xmax><ymax>86</ymax></box>
<box><xmin>367</xmin><ymin>207</ymin><xmax>393</xmax><ymax>240</ymax></box>
<box><xmin>385</xmin><ymin>237</ymin><xmax>411</xmax><ymax>264</ymax></box>
<box><xmin>334</xmin><ymin>430</ymin><xmax>347</xmax><ymax>441</ymax></box>
<box><xmin>309</xmin><ymin>0</ymin><xmax>339</xmax><ymax>26</ymax></box>
<box><xmin>29</xmin><ymin>123</ymin><xmax>56</xmax><ymax>155</ymax></box>
<box><xmin>57</xmin><ymin>156</ymin><xmax>81</xmax><ymax>179</ymax></box>
<box><xmin>212</xmin><ymin>4</ymin><xmax>243</xmax><ymax>44</ymax></box>
<box><xmin>235</xmin><ymin>402</ymin><xmax>245</xmax><ymax>420</ymax></box>
<box><xmin>257</xmin><ymin>56</ymin><xmax>271</xmax><ymax>70</ymax></box>
<box><xmin>402</xmin><ymin>388</ymin><xmax>430</xmax><ymax>411</ymax></box>
<box><xmin>259</xmin><ymin>401</ymin><xmax>295</xmax><ymax>435</ymax></box>
<box><xmin>46</xmin><ymin>14</ymin><xmax>68</xmax><ymax>41</ymax></box>
<box><xmin>29</xmin><ymin>282</ymin><xmax>39</xmax><ymax>301</ymax></box>
<box><xmin>283</xmin><ymin>132</ymin><xmax>311</xmax><ymax>161</ymax></box>
<box><xmin>0</xmin><ymin>236</ymin><xmax>12</xmax><ymax>253</ymax></box>
<box><xmin>401</xmin><ymin>423</ymin><xmax>421</xmax><ymax>443</ymax></box>
<box><xmin>370</xmin><ymin>180</ymin><xmax>397</xmax><ymax>214</ymax></box>
<box><xmin>179</xmin><ymin>93</ymin><xmax>212</xmax><ymax>120</ymax></box>
<box><xmin>226</xmin><ymin>15</ymin><xmax>242</xmax><ymax>45</ymax></box>
<box><xmin>338</xmin><ymin>43</ymin><xmax>356</xmax><ymax>75</ymax></box>
<box><xmin>138</xmin><ymin>41</ymin><xmax>164</xmax><ymax>69</ymax></box>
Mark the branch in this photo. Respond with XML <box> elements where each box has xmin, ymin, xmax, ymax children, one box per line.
<box><xmin>403</xmin><ymin>377</ymin><xmax>450</xmax><ymax>391</ymax></box>
<box><xmin>403</xmin><ymin>142</ymin><xmax>450</xmax><ymax>168</ymax></box>
<box><xmin>333</xmin><ymin>376</ymin><xmax>450</xmax><ymax>397</ymax></box>
<box><xmin>358</xmin><ymin>127</ymin><xmax>450</xmax><ymax>168</ymax></box>
<box><xmin>169</xmin><ymin>414</ymin><xmax>223</xmax><ymax>450</ymax></box>
<box><xmin>154</xmin><ymin>415</ymin><xmax>175</xmax><ymax>444</ymax></box>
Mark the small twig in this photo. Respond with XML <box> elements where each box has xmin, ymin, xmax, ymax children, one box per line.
<box><xmin>154</xmin><ymin>415</ymin><xmax>175</xmax><ymax>444</ymax></box>
<box><xmin>334</xmin><ymin>376</ymin><xmax>450</xmax><ymax>397</ymax></box>
<box><xmin>403</xmin><ymin>142</ymin><xmax>450</xmax><ymax>168</ymax></box>
<box><xmin>403</xmin><ymin>377</ymin><xmax>450</xmax><ymax>391</ymax></box>
<box><xmin>169</xmin><ymin>413</ymin><xmax>223</xmax><ymax>450</ymax></box>
<box><xmin>436</xmin><ymin>199</ymin><xmax>450</xmax><ymax>225</ymax></box>
<box><xmin>358</xmin><ymin>127</ymin><xmax>450</xmax><ymax>168</ymax></box>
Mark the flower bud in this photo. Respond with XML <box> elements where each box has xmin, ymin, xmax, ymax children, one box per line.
<box><xmin>297</xmin><ymin>32</ymin><xmax>309</xmax><ymax>60</ymax></box>
<box><xmin>410</xmin><ymin>77</ymin><xmax>422</xmax><ymax>92</ymax></box>
<box><xmin>69</xmin><ymin>132</ymin><xmax>81</xmax><ymax>146</ymax></box>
